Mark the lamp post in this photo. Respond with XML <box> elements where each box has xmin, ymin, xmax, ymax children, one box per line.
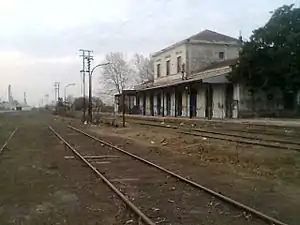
<box><xmin>88</xmin><ymin>62</ymin><xmax>110</xmax><ymax>123</ymax></box>
<box><xmin>64</xmin><ymin>83</ymin><xmax>76</xmax><ymax>104</ymax></box>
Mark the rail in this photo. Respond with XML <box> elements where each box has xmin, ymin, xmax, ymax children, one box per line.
<box><xmin>48</xmin><ymin>126</ymin><xmax>155</xmax><ymax>225</ymax></box>
<box><xmin>134</xmin><ymin>121</ymin><xmax>300</xmax><ymax>152</ymax></box>
<box><xmin>0</xmin><ymin>127</ymin><xmax>18</xmax><ymax>155</ymax></box>
<box><xmin>68</xmin><ymin>125</ymin><xmax>288</xmax><ymax>225</ymax></box>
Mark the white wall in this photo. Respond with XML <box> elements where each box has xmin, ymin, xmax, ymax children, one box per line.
<box><xmin>232</xmin><ymin>84</ymin><xmax>240</xmax><ymax>118</ymax></box>
<box><xmin>212</xmin><ymin>84</ymin><xmax>226</xmax><ymax>119</ymax></box>
<box><xmin>187</xmin><ymin>43</ymin><xmax>240</xmax><ymax>75</ymax></box>
<box><xmin>182</xmin><ymin>91</ymin><xmax>189</xmax><ymax>117</ymax></box>
<box><xmin>196</xmin><ymin>86</ymin><xmax>206</xmax><ymax>117</ymax></box>
<box><xmin>145</xmin><ymin>95</ymin><xmax>150</xmax><ymax>115</ymax></box>
<box><xmin>153</xmin><ymin>93</ymin><xmax>158</xmax><ymax>116</ymax></box>
<box><xmin>153</xmin><ymin>44</ymin><xmax>187</xmax><ymax>84</ymax></box>
<box><xmin>171</xmin><ymin>92</ymin><xmax>176</xmax><ymax>116</ymax></box>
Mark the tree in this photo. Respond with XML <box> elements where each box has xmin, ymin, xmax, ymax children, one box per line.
<box><xmin>100</xmin><ymin>52</ymin><xmax>134</xmax><ymax>94</ymax></box>
<box><xmin>73</xmin><ymin>97</ymin><xmax>103</xmax><ymax>111</ymax></box>
<box><xmin>132</xmin><ymin>53</ymin><xmax>154</xmax><ymax>84</ymax></box>
<box><xmin>73</xmin><ymin>97</ymin><xmax>87</xmax><ymax>111</ymax></box>
<box><xmin>229</xmin><ymin>4</ymin><xmax>300</xmax><ymax>96</ymax></box>
<box><xmin>56</xmin><ymin>97</ymin><xmax>64</xmax><ymax>107</ymax></box>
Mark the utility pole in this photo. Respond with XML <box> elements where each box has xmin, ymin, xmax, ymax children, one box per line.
<box><xmin>122</xmin><ymin>91</ymin><xmax>125</xmax><ymax>127</ymax></box>
<box><xmin>86</xmin><ymin>51</ymin><xmax>94</xmax><ymax>123</ymax></box>
<box><xmin>79</xmin><ymin>49</ymin><xmax>92</xmax><ymax>123</ymax></box>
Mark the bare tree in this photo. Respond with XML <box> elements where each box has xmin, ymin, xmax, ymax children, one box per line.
<box><xmin>100</xmin><ymin>52</ymin><xmax>134</xmax><ymax>95</ymax></box>
<box><xmin>132</xmin><ymin>53</ymin><xmax>154</xmax><ymax>84</ymax></box>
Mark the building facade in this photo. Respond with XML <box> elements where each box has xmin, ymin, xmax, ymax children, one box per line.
<box><xmin>131</xmin><ymin>30</ymin><xmax>242</xmax><ymax>119</ymax></box>
<box><xmin>115</xmin><ymin>29</ymin><xmax>298</xmax><ymax>119</ymax></box>
<box><xmin>152</xmin><ymin>30</ymin><xmax>240</xmax><ymax>85</ymax></box>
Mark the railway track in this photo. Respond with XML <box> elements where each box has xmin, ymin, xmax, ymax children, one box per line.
<box><xmin>0</xmin><ymin>127</ymin><xmax>18</xmax><ymax>155</ymax></box>
<box><xmin>130</xmin><ymin>121</ymin><xmax>300</xmax><ymax>152</ymax></box>
<box><xmin>49</xmin><ymin>126</ymin><xmax>155</xmax><ymax>225</ymax></box>
<box><xmin>98</xmin><ymin>114</ymin><xmax>300</xmax><ymax>138</ymax></box>
<box><xmin>97</xmin><ymin>115</ymin><xmax>300</xmax><ymax>151</ymax></box>
<box><xmin>50</xmin><ymin>124</ymin><xmax>288</xmax><ymax>225</ymax></box>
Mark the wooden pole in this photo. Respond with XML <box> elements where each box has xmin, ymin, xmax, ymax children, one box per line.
<box><xmin>122</xmin><ymin>91</ymin><xmax>125</xmax><ymax>127</ymax></box>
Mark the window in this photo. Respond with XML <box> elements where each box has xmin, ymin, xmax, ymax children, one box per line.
<box><xmin>166</xmin><ymin>60</ymin><xmax>170</xmax><ymax>76</ymax></box>
<box><xmin>219</xmin><ymin>52</ymin><xmax>225</xmax><ymax>60</ymax></box>
<box><xmin>177</xmin><ymin>56</ymin><xmax>182</xmax><ymax>73</ymax></box>
<box><xmin>157</xmin><ymin>64</ymin><xmax>161</xmax><ymax>77</ymax></box>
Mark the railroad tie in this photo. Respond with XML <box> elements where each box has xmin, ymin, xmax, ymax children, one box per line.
<box><xmin>64</xmin><ymin>155</ymin><xmax>119</xmax><ymax>160</ymax></box>
<box><xmin>111</xmin><ymin>178</ymin><xmax>139</xmax><ymax>183</ymax></box>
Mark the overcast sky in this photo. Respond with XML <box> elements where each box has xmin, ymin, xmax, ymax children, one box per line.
<box><xmin>0</xmin><ymin>0</ymin><xmax>295</xmax><ymax>106</ymax></box>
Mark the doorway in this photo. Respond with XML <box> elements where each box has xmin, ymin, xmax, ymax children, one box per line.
<box><xmin>205</xmin><ymin>84</ymin><xmax>213</xmax><ymax>119</ymax></box>
<box><xmin>150</xmin><ymin>94</ymin><xmax>154</xmax><ymax>116</ymax></box>
<box><xmin>225</xmin><ymin>84</ymin><xmax>233</xmax><ymax>118</ymax></box>
<box><xmin>157</xmin><ymin>94</ymin><xmax>161</xmax><ymax>115</ymax></box>
<box><xmin>189</xmin><ymin>88</ymin><xmax>197</xmax><ymax>118</ymax></box>
<box><xmin>142</xmin><ymin>93</ymin><xmax>146</xmax><ymax>115</ymax></box>
<box><xmin>176</xmin><ymin>91</ymin><xmax>182</xmax><ymax>116</ymax></box>
<box><xmin>166</xmin><ymin>93</ymin><xmax>171</xmax><ymax>116</ymax></box>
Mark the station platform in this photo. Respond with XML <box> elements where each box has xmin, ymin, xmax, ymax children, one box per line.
<box><xmin>101</xmin><ymin>113</ymin><xmax>300</xmax><ymax>128</ymax></box>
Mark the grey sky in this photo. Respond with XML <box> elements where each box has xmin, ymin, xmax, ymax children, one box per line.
<box><xmin>0</xmin><ymin>0</ymin><xmax>295</xmax><ymax>106</ymax></box>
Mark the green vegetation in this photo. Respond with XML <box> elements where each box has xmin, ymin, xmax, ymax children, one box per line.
<box><xmin>229</xmin><ymin>4</ymin><xmax>300</xmax><ymax>98</ymax></box>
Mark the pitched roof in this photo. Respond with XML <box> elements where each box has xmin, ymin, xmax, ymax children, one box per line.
<box><xmin>199</xmin><ymin>58</ymin><xmax>238</xmax><ymax>72</ymax></box>
<box><xmin>152</xmin><ymin>29</ymin><xmax>240</xmax><ymax>57</ymax></box>
<box><xmin>189</xmin><ymin>29</ymin><xmax>239</xmax><ymax>43</ymax></box>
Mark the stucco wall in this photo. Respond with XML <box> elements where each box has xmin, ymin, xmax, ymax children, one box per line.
<box><xmin>182</xmin><ymin>91</ymin><xmax>189</xmax><ymax>117</ymax></box>
<box><xmin>152</xmin><ymin>44</ymin><xmax>187</xmax><ymax>84</ymax></box>
<box><xmin>153</xmin><ymin>94</ymin><xmax>158</xmax><ymax>116</ymax></box>
<box><xmin>196</xmin><ymin>86</ymin><xmax>206</xmax><ymax>117</ymax></box>
<box><xmin>145</xmin><ymin>95</ymin><xmax>151</xmax><ymax>115</ymax></box>
<box><xmin>239</xmin><ymin>86</ymin><xmax>283</xmax><ymax>111</ymax></box>
<box><xmin>232</xmin><ymin>84</ymin><xmax>240</xmax><ymax>118</ymax></box>
<box><xmin>212</xmin><ymin>84</ymin><xmax>226</xmax><ymax>119</ymax></box>
<box><xmin>171</xmin><ymin>92</ymin><xmax>176</xmax><ymax>116</ymax></box>
<box><xmin>187</xmin><ymin>43</ymin><xmax>239</xmax><ymax>75</ymax></box>
<box><xmin>233</xmin><ymin>84</ymin><xmax>287</xmax><ymax>117</ymax></box>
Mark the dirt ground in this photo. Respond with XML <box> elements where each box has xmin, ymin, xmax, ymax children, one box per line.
<box><xmin>0</xmin><ymin>113</ymin><xmax>134</xmax><ymax>225</ymax></box>
<box><xmin>56</xmin><ymin>124</ymin><xmax>266</xmax><ymax>225</ymax></box>
<box><xmin>1</xmin><ymin>112</ymin><xmax>300</xmax><ymax>224</ymax></box>
<box><xmin>61</xmin><ymin>117</ymin><xmax>300</xmax><ymax>225</ymax></box>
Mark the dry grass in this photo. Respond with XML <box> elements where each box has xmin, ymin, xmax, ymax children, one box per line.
<box><xmin>91</xmin><ymin>123</ymin><xmax>300</xmax><ymax>183</ymax></box>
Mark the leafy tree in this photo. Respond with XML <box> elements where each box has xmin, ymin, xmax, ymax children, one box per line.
<box><xmin>229</xmin><ymin>4</ymin><xmax>300</xmax><ymax>98</ymax></box>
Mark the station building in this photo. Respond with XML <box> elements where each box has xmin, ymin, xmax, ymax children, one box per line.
<box><xmin>115</xmin><ymin>30</ymin><xmax>299</xmax><ymax>119</ymax></box>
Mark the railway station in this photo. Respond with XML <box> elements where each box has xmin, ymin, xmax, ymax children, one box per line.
<box><xmin>115</xmin><ymin>30</ymin><xmax>300</xmax><ymax>119</ymax></box>
<box><xmin>1</xmin><ymin>1</ymin><xmax>300</xmax><ymax>225</ymax></box>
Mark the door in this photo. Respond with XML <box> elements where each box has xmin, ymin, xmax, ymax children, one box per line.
<box><xmin>205</xmin><ymin>84</ymin><xmax>213</xmax><ymax>119</ymax></box>
<box><xmin>176</xmin><ymin>91</ymin><xmax>182</xmax><ymax>116</ymax></box>
<box><xmin>166</xmin><ymin>93</ymin><xmax>171</xmax><ymax>116</ymax></box>
<box><xmin>150</xmin><ymin>94</ymin><xmax>154</xmax><ymax>116</ymax></box>
<box><xmin>189</xmin><ymin>88</ymin><xmax>197</xmax><ymax>117</ymax></box>
<box><xmin>157</xmin><ymin>94</ymin><xmax>161</xmax><ymax>115</ymax></box>
<box><xmin>225</xmin><ymin>84</ymin><xmax>233</xmax><ymax>118</ymax></box>
<box><xmin>143</xmin><ymin>94</ymin><xmax>146</xmax><ymax>115</ymax></box>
